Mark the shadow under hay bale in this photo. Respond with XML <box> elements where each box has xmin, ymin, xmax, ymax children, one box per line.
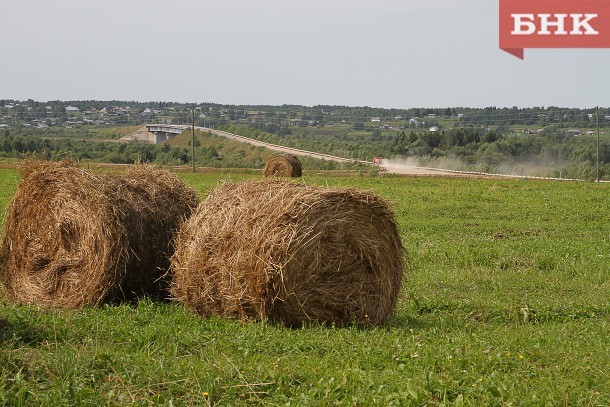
<box><xmin>170</xmin><ymin>180</ymin><xmax>404</xmax><ymax>327</ymax></box>
<box><xmin>0</xmin><ymin>162</ymin><xmax>197</xmax><ymax>308</ymax></box>
<box><xmin>263</xmin><ymin>154</ymin><xmax>302</xmax><ymax>178</ymax></box>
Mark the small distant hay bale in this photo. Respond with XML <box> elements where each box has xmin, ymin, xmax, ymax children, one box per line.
<box><xmin>263</xmin><ymin>154</ymin><xmax>302</xmax><ymax>178</ymax></box>
<box><xmin>170</xmin><ymin>180</ymin><xmax>404</xmax><ymax>327</ymax></box>
<box><xmin>0</xmin><ymin>162</ymin><xmax>197</xmax><ymax>307</ymax></box>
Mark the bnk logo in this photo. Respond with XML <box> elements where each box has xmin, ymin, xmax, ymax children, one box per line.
<box><xmin>512</xmin><ymin>13</ymin><xmax>599</xmax><ymax>35</ymax></box>
<box><xmin>499</xmin><ymin>0</ymin><xmax>610</xmax><ymax>59</ymax></box>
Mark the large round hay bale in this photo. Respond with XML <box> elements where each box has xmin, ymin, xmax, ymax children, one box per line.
<box><xmin>0</xmin><ymin>162</ymin><xmax>197</xmax><ymax>307</ymax></box>
<box><xmin>170</xmin><ymin>180</ymin><xmax>404</xmax><ymax>327</ymax></box>
<box><xmin>263</xmin><ymin>154</ymin><xmax>302</xmax><ymax>178</ymax></box>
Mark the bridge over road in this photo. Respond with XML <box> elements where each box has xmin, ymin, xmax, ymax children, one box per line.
<box><xmin>145</xmin><ymin>124</ymin><xmax>189</xmax><ymax>143</ymax></box>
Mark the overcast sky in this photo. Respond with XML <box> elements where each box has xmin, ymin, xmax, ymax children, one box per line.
<box><xmin>1</xmin><ymin>0</ymin><xmax>609</xmax><ymax>108</ymax></box>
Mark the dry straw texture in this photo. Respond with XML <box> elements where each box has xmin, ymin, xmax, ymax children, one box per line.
<box><xmin>170</xmin><ymin>180</ymin><xmax>404</xmax><ymax>327</ymax></box>
<box><xmin>263</xmin><ymin>154</ymin><xmax>302</xmax><ymax>178</ymax></box>
<box><xmin>0</xmin><ymin>162</ymin><xmax>197</xmax><ymax>307</ymax></box>
<box><xmin>19</xmin><ymin>157</ymin><xmax>76</xmax><ymax>179</ymax></box>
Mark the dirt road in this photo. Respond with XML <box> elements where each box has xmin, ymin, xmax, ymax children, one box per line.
<box><xmin>204</xmin><ymin>128</ymin><xmax>456</xmax><ymax>176</ymax></box>
<box><xmin>379</xmin><ymin>160</ymin><xmax>462</xmax><ymax>176</ymax></box>
<box><xmin>168</xmin><ymin>127</ymin><xmax>591</xmax><ymax>180</ymax></box>
<box><xmin>203</xmin><ymin>128</ymin><xmax>369</xmax><ymax>164</ymax></box>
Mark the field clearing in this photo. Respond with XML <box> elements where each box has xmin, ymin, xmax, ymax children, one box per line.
<box><xmin>1</xmin><ymin>168</ymin><xmax>610</xmax><ymax>405</ymax></box>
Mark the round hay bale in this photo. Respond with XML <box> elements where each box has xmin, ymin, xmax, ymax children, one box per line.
<box><xmin>263</xmin><ymin>154</ymin><xmax>302</xmax><ymax>178</ymax></box>
<box><xmin>170</xmin><ymin>180</ymin><xmax>404</xmax><ymax>327</ymax></box>
<box><xmin>0</xmin><ymin>163</ymin><xmax>197</xmax><ymax>307</ymax></box>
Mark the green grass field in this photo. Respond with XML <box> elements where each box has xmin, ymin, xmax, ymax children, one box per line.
<box><xmin>1</xmin><ymin>168</ymin><xmax>610</xmax><ymax>405</ymax></box>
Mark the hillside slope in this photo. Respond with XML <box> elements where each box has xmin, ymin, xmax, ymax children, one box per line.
<box><xmin>165</xmin><ymin>129</ymin><xmax>273</xmax><ymax>168</ymax></box>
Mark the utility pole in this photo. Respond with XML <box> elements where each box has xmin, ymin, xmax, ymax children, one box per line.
<box><xmin>191</xmin><ymin>105</ymin><xmax>196</xmax><ymax>173</ymax></box>
<box><xmin>596</xmin><ymin>106</ymin><xmax>600</xmax><ymax>182</ymax></box>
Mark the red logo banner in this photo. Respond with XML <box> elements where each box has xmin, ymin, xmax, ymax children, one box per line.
<box><xmin>499</xmin><ymin>0</ymin><xmax>610</xmax><ymax>59</ymax></box>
